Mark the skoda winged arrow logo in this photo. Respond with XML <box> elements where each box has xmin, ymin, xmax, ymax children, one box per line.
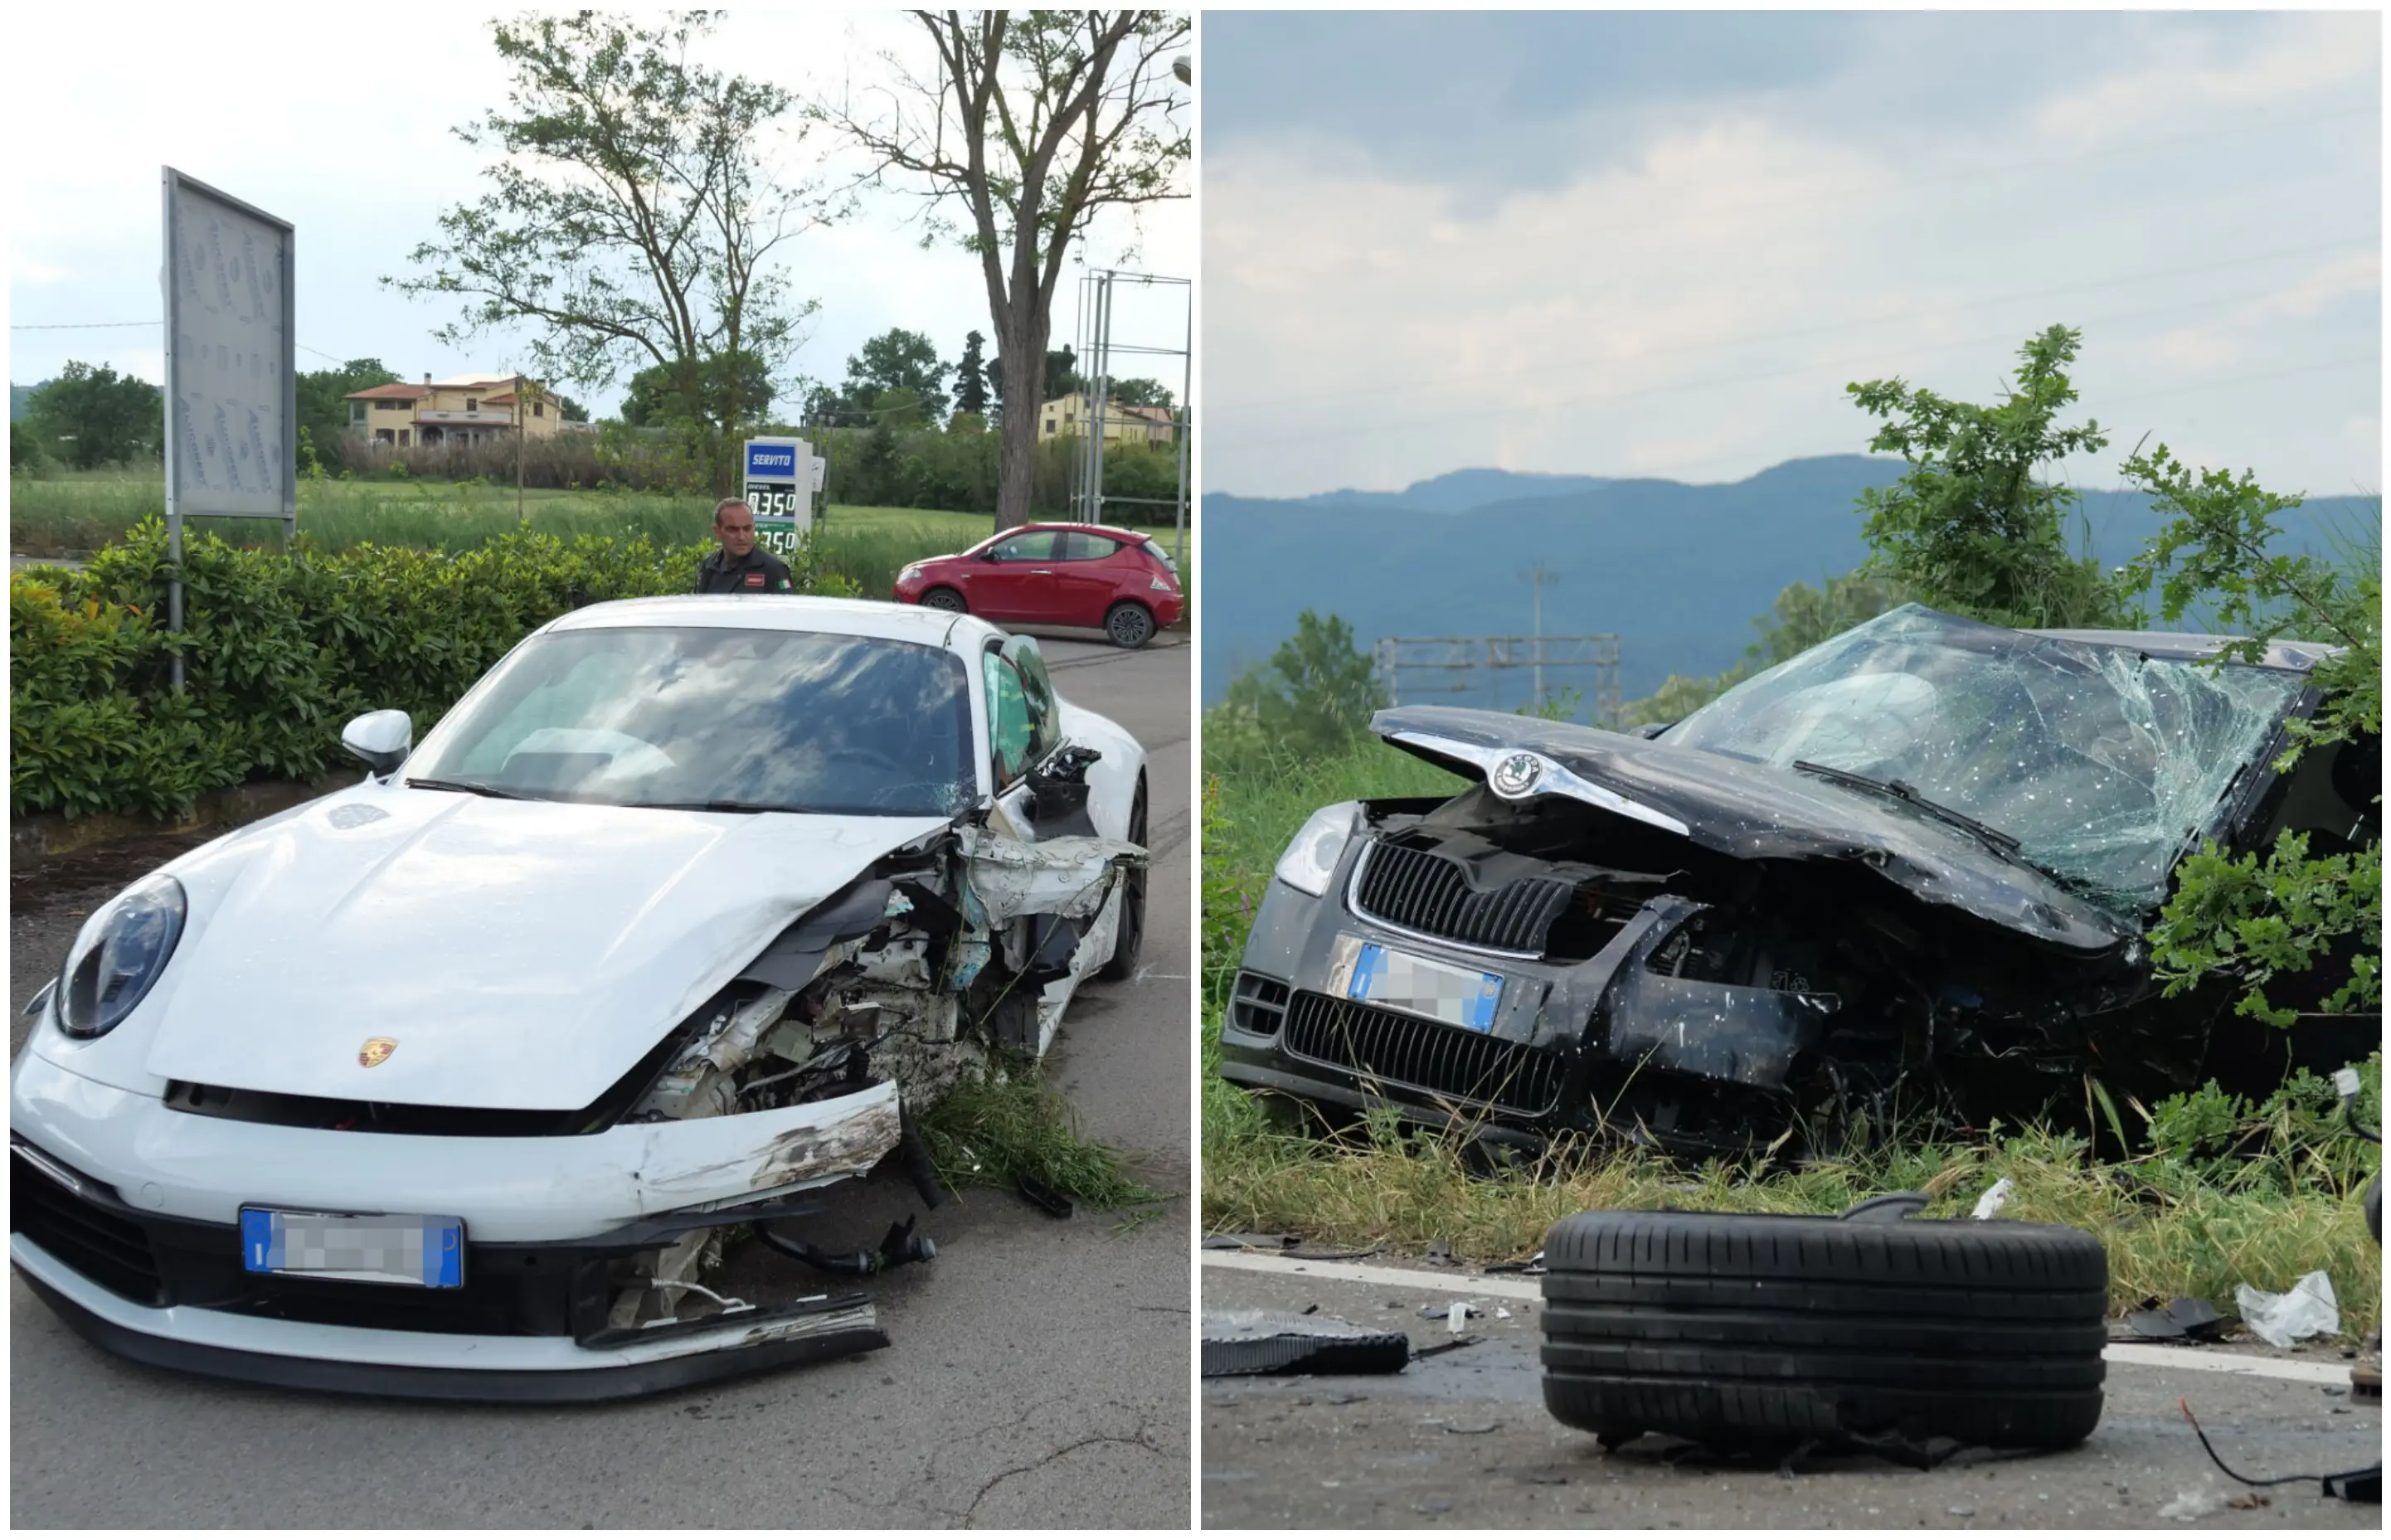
<box><xmin>1490</xmin><ymin>751</ymin><xmax>1545</xmax><ymax>799</ymax></box>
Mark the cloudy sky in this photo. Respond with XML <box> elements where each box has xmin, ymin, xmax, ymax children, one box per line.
<box><xmin>7</xmin><ymin>10</ymin><xmax>1192</xmax><ymax>418</ymax></box>
<box><xmin>1205</xmin><ymin>11</ymin><xmax>2379</xmax><ymax>500</ymax></box>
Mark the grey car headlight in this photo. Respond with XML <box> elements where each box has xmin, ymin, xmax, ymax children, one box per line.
<box><xmin>1274</xmin><ymin>802</ymin><xmax>1359</xmax><ymax>897</ymax></box>
<box><xmin>57</xmin><ymin>872</ymin><xmax>187</xmax><ymax>1038</ymax></box>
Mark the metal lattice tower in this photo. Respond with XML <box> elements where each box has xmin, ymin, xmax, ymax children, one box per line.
<box><xmin>1374</xmin><ymin>634</ymin><xmax>1624</xmax><ymax>728</ymax></box>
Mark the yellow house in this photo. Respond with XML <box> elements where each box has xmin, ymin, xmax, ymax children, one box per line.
<box><xmin>345</xmin><ymin>372</ymin><xmax>566</xmax><ymax>448</ymax></box>
<box><xmin>1038</xmin><ymin>392</ymin><xmax>1178</xmax><ymax>446</ymax></box>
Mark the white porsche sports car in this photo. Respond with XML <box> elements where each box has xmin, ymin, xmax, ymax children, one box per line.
<box><xmin>12</xmin><ymin>595</ymin><xmax>1149</xmax><ymax>1400</ymax></box>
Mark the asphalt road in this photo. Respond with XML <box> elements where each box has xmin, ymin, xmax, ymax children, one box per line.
<box><xmin>1199</xmin><ymin>1253</ymin><xmax>2381</xmax><ymax>1530</ymax></box>
<box><xmin>9</xmin><ymin>629</ymin><xmax>1193</xmax><ymax>1528</ymax></box>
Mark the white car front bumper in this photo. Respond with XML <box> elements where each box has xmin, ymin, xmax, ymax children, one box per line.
<box><xmin>10</xmin><ymin>1051</ymin><xmax>906</xmax><ymax>1401</ymax></box>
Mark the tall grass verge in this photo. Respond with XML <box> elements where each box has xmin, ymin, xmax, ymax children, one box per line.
<box><xmin>920</xmin><ymin>1064</ymin><xmax>1164</xmax><ymax>1217</ymax></box>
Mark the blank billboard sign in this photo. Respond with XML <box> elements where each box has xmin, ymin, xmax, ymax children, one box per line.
<box><xmin>163</xmin><ymin>168</ymin><xmax>295</xmax><ymax>518</ymax></box>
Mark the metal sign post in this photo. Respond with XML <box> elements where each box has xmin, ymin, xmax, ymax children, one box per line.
<box><xmin>162</xmin><ymin>167</ymin><xmax>296</xmax><ymax>690</ymax></box>
<box><xmin>741</xmin><ymin>436</ymin><xmax>822</xmax><ymax>556</ymax></box>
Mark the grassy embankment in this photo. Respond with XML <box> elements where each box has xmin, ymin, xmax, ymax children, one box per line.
<box><xmin>8</xmin><ymin>473</ymin><xmax>1006</xmax><ymax>599</ymax></box>
<box><xmin>1200</xmin><ymin>733</ymin><xmax>2384</xmax><ymax>1338</ymax></box>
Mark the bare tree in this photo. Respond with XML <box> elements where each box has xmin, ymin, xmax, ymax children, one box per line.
<box><xmin>820</xmin><ymin>11</ymin><xmax>1191</xmax><ymax>529</ymax></box>
<box><xmin>390</xmin><ymin>11</ymin><xmax>832</xmax><ymax>489</ymax></box>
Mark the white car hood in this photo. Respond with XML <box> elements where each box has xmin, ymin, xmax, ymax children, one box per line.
<box><xmin>145</xmin><ymin>790</ymin><xmax>951</xmax><ymax>1110</ymax></box>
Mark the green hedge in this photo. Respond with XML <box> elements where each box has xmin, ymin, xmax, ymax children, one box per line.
<box><xmin>10</xmin><ymin>517</ymin><xmax>853</xmax><ymax>820</ymax></box>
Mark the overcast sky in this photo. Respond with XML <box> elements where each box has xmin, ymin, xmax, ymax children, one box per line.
<box><xmin>7</xmin><ymin>9</ymin><xmax>1192</xmax><ymax>419</ymax></box>
<box><xmin>1205</xmin><ymin>10</ymin><xmax>2379</xmax><ymax>499</ymax></box>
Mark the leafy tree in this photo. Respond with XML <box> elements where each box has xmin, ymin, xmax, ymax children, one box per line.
<box><xmin>985</xmin><ymin>344</ymin><xmax>1084</xmax><ymax>410</ymax></box>
<box><xmin>1848</xmin><ymin>325</ymin><xmax>2135</xmax><ymax>629</ymax></box>
<box><xmin>953</xmin><ymin>330</ymin><xmax>990</xmax><ymax>418</ymax></box>
<box><xmin>558</xmin><ymin>394</ymin><xmax>590</xmax><ymax>423</ymax></box>
<box><xmin>1110</xmin><ymin>376</ymin><xmax>1174</xmax><ymax>411</ymax></box>
<box><xmin>843</xmin><ymin>328</ymin><xmax>949</xmax><ymax>425</ymax></box>
<box><xmin>821</xmin><ymin>11</ymin><xmax>1191</xmax><ymax>528</ymax></box>
<box><xmin>391</xmin><ymin>11</ymin><xmax>830</xmax><ymax>490</ymax></box>
<box><xmin>1217</xmin><ymin>610</ymin><xmax>1387</xmax><ymax>757</ymax></box>
<box><xmin>26</xmin><ymin>362</ymin><xmax>162</xmax><ymax>469</ymax></box>
<box><xmin>2121</xmin><ymin>446</ymin><xmax>2381</xmax><ymax>1027</ymax></box>
<box><xmin>621</xmin><ymin>350</ymin><xmax>775</xmax><ymax>430</ymax></box>
<box><xmin>296</xmin><ymin>357</ymin><xmax>400</xmax><ymax>463</ymax></box>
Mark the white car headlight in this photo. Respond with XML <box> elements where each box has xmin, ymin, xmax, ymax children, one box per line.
<box><xmin>1274</xmin><ymin>802</ymin><xmax>1359</xmax><ymax>897</ymax></box>
<box><xmin>56</xmin><ymin>872</ymin><xmax>186</xmax><ymax>1038</ymax></box>
<box><xmin>899</xmin><ymin>563</ymin><xmax>925</xmax><ymax>583</ymax></box>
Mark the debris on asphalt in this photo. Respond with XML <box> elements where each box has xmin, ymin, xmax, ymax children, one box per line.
<box><xmin>2126</xmin><ymin>1296</ymin><xmax>2227</xmax><ymax>1342</ymax></box>
<box><xmin>2157</xmin><ymin>1484</ymin><xmax>2225</xmax><ymax>1523</ymax></box>
<box><xmin>1199</xmin><ymin>1309</ymin><xmax>1412</xmax><ymax>1378</ymax></box>
<box><xmin>1412</xmin><ymin>1335</ymin><xmax>1478</xmax><ymax>1359</ymax></box>
<box><xmin>1971</xmin><ymin>1176</ymin><xmax>2014</xmax><ymax>1220</ymax></box>
<box><xmin>1484</xmin><ymin>1249</ymin><xmax>1546</xmax><ymax>1275</ymax></box>
<box><xmin>1017</xmin><ymin>1174</ymin><xmax>1074</xmax><ymax>1218</ymax></box>
<box><xmin>1202</xmin><ymin>1232</ymin><xmax>1297</xmax><ymax>1251</ymax></box>
<box><xmin>2234</xmin><ymin>1270</ymin><xmax>2340</xmax><ymax>1348</ymax></box>
<box><xmin>1419</xmin><ymin>1301</ymin><xmax>1483</xmax><ymax>1323</ymax></box>
<box><xmin>1443</xmin><ymin>1420</ymin><xmax>1500</xmax><ymax>1435</ymax></box>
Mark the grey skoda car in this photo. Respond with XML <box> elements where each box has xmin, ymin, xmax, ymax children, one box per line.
<box><xmin>1218</xmin><ymin>605</ymin><xmax>2375</xmax><ymax>1156</ymax></box>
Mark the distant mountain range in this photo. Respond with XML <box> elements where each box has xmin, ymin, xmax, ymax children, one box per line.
<box><xmin>1201</xmin><ymin>454</ymin><xmax>2377</xmax><ymax>707</ymax></box>
<box><xmin>10</xmin><ymin>383</ymin><xmax>40</xmax><ymax>421</ymax></box>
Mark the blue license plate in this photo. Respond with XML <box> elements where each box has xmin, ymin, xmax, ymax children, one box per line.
<box><xmin>1343</xmin><ymin>940</ymin><xmax>1504</xmax><ymax>1033</ymax></box>
<box><xmin>239</xmin><ymin>1207</ymin><xmax>464</xmax><ymax>1289</ymax></box>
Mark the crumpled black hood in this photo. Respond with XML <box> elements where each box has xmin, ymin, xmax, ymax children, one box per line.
<box><xmin>1373</xmin><ymin>705</ymin><xmax>2137</xmax><ymax>955</ymax></box>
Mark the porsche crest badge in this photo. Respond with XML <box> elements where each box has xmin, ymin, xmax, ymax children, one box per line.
<box><xmin>358</xmin><ymin>1037</ymin><xmax>397</xmax><ymax>1068</ymax></box>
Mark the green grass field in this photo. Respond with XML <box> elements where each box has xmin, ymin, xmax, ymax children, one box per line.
<box><xmin>1198</xmin><ymin>727</ymin><xmax>2383</xmax><ymax>1335</ymax></box>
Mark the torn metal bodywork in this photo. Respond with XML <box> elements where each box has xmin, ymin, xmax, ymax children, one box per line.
<box><xmin>1222</xmin><ymin>605</ymin><xmax>2378</xmax><ymax>1156</ymax></box>
<box><xmin>605</xmin><ymin>821</ymin><xmax>1143</xmax><ymax>1329</ymax></box>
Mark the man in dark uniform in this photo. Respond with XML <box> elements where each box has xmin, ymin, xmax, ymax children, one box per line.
<box><xmin>696</xmin><ymin>497</ymin><xmax>796</xmax><ymax>593</ymax></box>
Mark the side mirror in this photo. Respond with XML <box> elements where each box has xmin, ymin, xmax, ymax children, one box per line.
<box><xmin>979</xmin><ymin>547</ymin><xmax>1002</xmax><ymax>562</ymax></box>
<box><xmin>342</xmin><ymin>709</ymin><xmax>413</xmax><ymax>777</ymax></box>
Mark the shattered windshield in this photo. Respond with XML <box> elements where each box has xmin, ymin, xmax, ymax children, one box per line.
<box><xmin>1664</xmin><ymin>605</ymin><xmax>2306</xmax><ymax>913</ymax></box>
<box><xmin>414</xmin><ymin>626</ymin><xmax>975</xmax><ymax>816</ymax></box>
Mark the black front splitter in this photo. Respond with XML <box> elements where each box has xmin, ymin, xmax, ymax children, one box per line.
<box><xmin>17</xmin><ymin>1266</ymin><xmax>889</xmax><ymax>1405</ymax></box>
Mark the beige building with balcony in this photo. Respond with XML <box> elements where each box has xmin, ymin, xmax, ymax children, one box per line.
<box><xmin>346</xmin><ymin>372</ymin><xmax>566</xmax><ymax>447</ymax></box>
<box><xmin>1037</xmin><ymin>392</ymin><xmax>1178</xmax><ymax>447</ymax></box>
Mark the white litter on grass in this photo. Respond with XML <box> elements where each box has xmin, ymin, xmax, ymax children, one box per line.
<box><xmin>2158</xmin><ymin>1483</ymin><xmax>2224</xmax><ymax>1523</ymax></box>
<box><xmin>1971</xmin><ymin>1176</ymin><xmax>2014</xmax><ymax>1220</ymax></box>
<box><xmin>2234</xmin><ymin>1270</ymin><xmax>2340</xmax><ymax>1348</ymax></box>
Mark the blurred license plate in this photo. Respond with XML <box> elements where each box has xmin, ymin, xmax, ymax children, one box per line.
<box><xmin>239</xmin><ymin>1207</ymin><xmax>464</xmax><ymax>1288</ymax></box>
<box><xmin>1328</xmin><ymin>937</ymin><xmax>1504</xmax><ymax>1033</ymax></box>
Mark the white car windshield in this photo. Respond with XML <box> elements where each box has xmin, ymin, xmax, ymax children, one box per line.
<box><xmin>411</xmin><ymin>626</ymin><xmax>975</xmax><ymax>816</ymax></box>
<box><xmin>1664</xmin><ymin>605</ymin><xmax>2306</xmax><ymax>913</ymax></box>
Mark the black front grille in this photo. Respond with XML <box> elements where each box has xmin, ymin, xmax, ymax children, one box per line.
<box><xmin>1281</xmin><ymin>991</ymin><xmax>1567</xmax><ymax>1117</ymax></box>
<box><xmin>11</xmin><ymin>1147</ymin><xmax>165</xmax><ymax>1304</ymax></box>
<box><xmin>1353</xmin><ymin>840</ymin><xmax>1573</xmax><ymax>955</ymax></box>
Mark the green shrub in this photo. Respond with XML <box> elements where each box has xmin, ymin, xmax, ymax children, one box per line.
<box><xmin>10</xmin><ymin>517</ymin><xmax>855</xmax><ymax>819</ymax></box>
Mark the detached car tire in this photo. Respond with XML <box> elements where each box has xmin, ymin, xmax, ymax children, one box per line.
<box><xmin>1539</xmin><ymin>1210</ymin><xmax>2107</xmax><ymax>1452</ymax></box>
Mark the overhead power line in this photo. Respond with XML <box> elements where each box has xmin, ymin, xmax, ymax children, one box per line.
<box><xmin>12</xmin><ymin>320</ymin><xmax>366</xmax><ymax>368</ymax></box>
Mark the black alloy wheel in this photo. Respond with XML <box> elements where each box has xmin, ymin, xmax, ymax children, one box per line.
<box><xmin>1105</xmin><ymin>600</ymin><xmax>1155</xmax><ymax>649</ymax></box>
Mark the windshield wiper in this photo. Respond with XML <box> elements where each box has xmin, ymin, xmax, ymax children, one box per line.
<box><xmin>1791</xmin><ymin>760</ymin><xmax>2023</xmax><ymax>853</ymax></box>
<box><xmin>405</xmin><ymin>777</ymin><xmax>533</xmax><ymax>800</ymax></box>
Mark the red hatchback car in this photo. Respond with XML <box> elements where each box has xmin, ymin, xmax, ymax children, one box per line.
<box><xmin>892</xmin><ymin>522</ymin><xmax>1184</xmax><ymax>648</ymax></box>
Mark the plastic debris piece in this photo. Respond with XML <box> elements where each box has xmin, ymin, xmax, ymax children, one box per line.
<box><xmin>1971</xmin><ymin>1176</ymin><xmax>2014</xmax><ymax>1220</ymax></box>
<box><xmin>1447</xmin><ymin>1301</ymin><xmax>1470</xmax><ymax>1334</ymax></box>
<box><xmin>1202</xmin><ymin>1232</ymin><xmax>1299</xmax><ymax>1251</ymax></box>
<box><xmin>2129</xmin><ymin>1295</ymin><xmax>2226</xmax><ymax>1342</ymax></box>
<box><xmin>1017</xmin><ymin>1175</ymin><xmax>1073</xmax><ymax>1219</ymax></box>
<box><xmin>2235</xmin><ymin>1270</ymin><xmax>2340</xmax><ymax>1349</ymax></box>
<box><xmin>1199</xmin><ymin>1309</ymin><xmax>1411</xmax><ymax>1377</ymax></box>
<box><xmin>2158</xmin><ymin>1484</ymin><xmax>2224</xmax><ymax>1523</ymax></box>
<box><xmin>1419</xmin><ymin>1302</ymin><xmax>1482</xmax><ymax>1322</ymax></box>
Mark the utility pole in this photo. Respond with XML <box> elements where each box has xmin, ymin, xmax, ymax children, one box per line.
<box><xmin>1524</xmin><ymin>561</ymin><xmax>1558</xmax><ymax>710</ymax></box>
<box><xmin>514</xmin><ymin>372</ymin><xmax>526</xmax><ymax>521</ymax></box>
